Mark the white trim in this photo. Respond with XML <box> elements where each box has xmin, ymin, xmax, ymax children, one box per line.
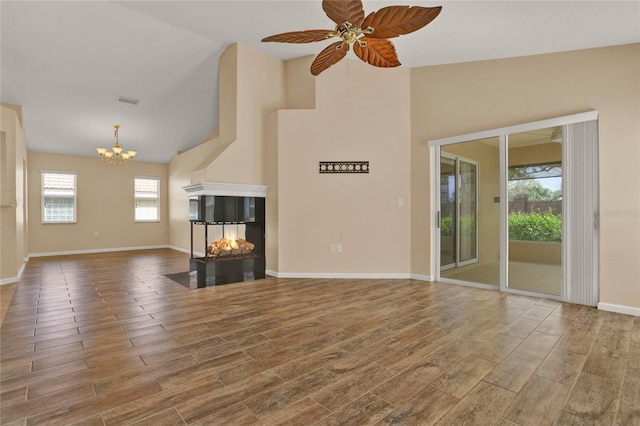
<box><xmin>598</xmin><ymin>302</ymin><xmax>640</xmax><ymax>317</ymax></box>
<box><xmin>1</xmin><ymin>276</ymin><xmax>19</xmax><ymax>285</ymax></box>
<box><xmin>168</xmin><ymin>245</ymin><xmax>191</xmax><ymax>255</ymax></box>
<box><xmin>502</xmin><ymin>287</ymin><xmax>563</xmax><ymax>302</ymax></box>
<box><xmin>1</xmin><ymin>260</ymin><xmax>27</xmax><ymax>285</ymax></box>
<box><xmin>429</xmin><ymin>146</ymin><xmax>442</xmax><ymax>281</ymax></box>
<box><xmin>183</xmin><ymin>182</ymin><xmax>268</xmax><ymax>198</ymax></box>
<box><xmin>410</xmin><ymin>274</ymin><xmax>434</xmax><ymax>282</ymax></box>
<box><xmin>264</xmin><ymin>270</ymin><xmax>433</xmax><ymax>281</ymax></box>
<box><xmin>264</xmin><ymin>270</ymin><xmax>411</xmax><ymax>279</ymax></box>
<box><xmin>428</xmin><ymin>111</ymin><xmax>598</xmax><ymax>147</ymax></box>
<box><xmin>17</xmin><ymin>261</ymin><xmax>25</xmax><ymax>279</ymax></box>
<box><xmin>438</xmin><ymin>277</ymin><xmax>500</xmax><ymax>291</ymax></box>
<box><xmin>499</xmin><ymin>134</ymin><xmax>508</xmax><ymax>292</ymax></box>
<box><xmin>430</xmin><ymin>146</ymin><xmax>438</xmax><ymax>280</ymax></box>
<box><xmin>163</xmin><ymin>245</ymin><xmax>207</xmax><ymax>257</ymax></box>
<box><xmin>29</xmin><ymin>245</ymin><xmax>171</xmax><ymax>258</ymax></box>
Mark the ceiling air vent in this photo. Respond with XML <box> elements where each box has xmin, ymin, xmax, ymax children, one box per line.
<box><xmin>116</xmin><ymin>95</ymin><xmax>140</xmax><ymax>106</ymax></box>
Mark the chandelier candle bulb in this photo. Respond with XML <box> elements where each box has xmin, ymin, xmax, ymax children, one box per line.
<box><xmin>96</xmin><ymin>124</ymin><xmax>137</xmax><ymax>165</ymax></box>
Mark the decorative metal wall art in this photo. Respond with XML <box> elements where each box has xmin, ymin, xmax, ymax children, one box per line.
<box><xmin>319</xmin><ymin>161</ymin><xmax>369</xmax><ymax>174</ymax></box>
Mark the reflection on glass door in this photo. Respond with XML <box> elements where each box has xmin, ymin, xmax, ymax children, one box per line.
<box><xmin>440</xmin><ymin>153</ymin><xmax>479</xmax><ymax>272</ymax></box>
<box><xmin>459</xmin><ymin>160</ymin><xmax>477</xmax><ymax>264</ymax></box>
<box><xmin>440</xmin><ymin>157</ymin><xmax>456</xmax><ymax>269</ymax></box>
<box><xmin>440</xmin><ymin>138</ymin><xmax>499</xmax><ymax>287</ymax></box>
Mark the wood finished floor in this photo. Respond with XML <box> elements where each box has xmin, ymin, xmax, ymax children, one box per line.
<box><xmin>1</xmin><ymin>249</ymin><xmax>638</xmax><ymax>425</ymax></box>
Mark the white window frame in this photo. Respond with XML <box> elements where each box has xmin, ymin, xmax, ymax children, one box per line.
<box><xmin>41</xmin><ymin>170</ymin><xmax>77</xmax><ymax>224</ymax></box>
<box><xmin>134</xmin><ymin>176</ymin><xmax>160</xmax><ymax>222</ymax></box>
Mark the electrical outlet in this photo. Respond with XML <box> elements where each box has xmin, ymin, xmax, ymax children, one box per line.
<box><xmin>94</xmin><ymin>231</ymin><xmax>99</xmax><ymax>237</ymax></box>
<box><xmin>336</xmin><ymin>244</ymin><xmax>342</xmax><ymax>253</ymax></box>
<box><xmin>330</xmin><ymin>244</ymin><xmax>336</xmax><ymax>253</ymax></box>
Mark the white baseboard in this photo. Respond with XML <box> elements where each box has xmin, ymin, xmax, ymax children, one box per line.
<box><xmin>1</xmin><ymin>259</ymin><xmax>27</xmax><ymax>285</ymax></box>
<box><xmin>439</xmin><ymin>277</ymin><xmax>500</xmax><ymax>291</ymax></box>
<box><xmin>167</xmin><ymin>245</ymin><xmax>204</xmax><ymax>257</ymax></box>
<box><xmin>265</xmin><ymin>270</ymin><xmax>411</xmax><ymax>280</ymax></box>
<box><xmin>0</xmin><ymin>276</ymin><xmax>19</xmax><ymax>285</ymax></box>
<box><xmin>29</xmin><ymin>245</ymin><xmax>171</xmax><ymax>258</ymax></box>
<box><xmin>168</xmin><ymin>245</ymin><xmax>190</xmax><ymax>255</ymax></box>
<box><xmin>410</xmin><ymin>274</ymin><xmax>434</xmax><ymax>282</ymax></box>
<box><xmin>597</xmin><ymin>302</ymin><xmax>640</xmax><ymax>317</ymax></box>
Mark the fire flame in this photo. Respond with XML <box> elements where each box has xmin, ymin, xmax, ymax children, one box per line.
<box><xmin>207</xmin><ymin>237</ymin><xmax>254</xmax><ymax>257</ymax></box>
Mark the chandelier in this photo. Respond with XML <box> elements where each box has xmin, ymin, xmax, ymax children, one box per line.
<box><xmin>96</xmin><ymin>124</ymin><xmax>137</xmax><ymax>165</ymax></box>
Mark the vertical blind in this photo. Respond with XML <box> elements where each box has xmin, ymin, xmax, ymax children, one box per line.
<box><xmin>563</xmin><ymin>120</ymin><xmax>599</xmax><ymax>306</ymax></box>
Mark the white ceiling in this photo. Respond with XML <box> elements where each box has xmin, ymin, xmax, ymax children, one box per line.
<box><xmin>2</xmin><ymin>1</ymin><xmax>639</xmax><ymax>163</ymax></box>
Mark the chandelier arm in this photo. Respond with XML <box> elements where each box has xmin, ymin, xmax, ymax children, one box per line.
<box><xmin>96</xmin><ymin>124</ymin><xmax>136</xmax><ymax>165</ymax></box>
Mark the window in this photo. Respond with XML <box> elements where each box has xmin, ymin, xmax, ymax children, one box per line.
<box><xmin>42</xmin><ymin>171</ymin><xmax>76</xmax><ymax>223</ymax></box>
<box><xmin>135</xmin><ymin>177</ymin><xmax>160</xmax><ymax>221</ymax></box>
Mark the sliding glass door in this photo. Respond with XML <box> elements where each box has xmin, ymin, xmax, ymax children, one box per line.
<box><xmin>431</xmin><ymin>112</ymin><xmax>599</xmax><ymax>304</ymax></box>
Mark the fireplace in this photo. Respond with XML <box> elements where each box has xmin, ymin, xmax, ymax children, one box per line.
<box><xmin>184</xmin><ymin>183</ymin><xmax>267</xmax><ymax>288</ymax></box>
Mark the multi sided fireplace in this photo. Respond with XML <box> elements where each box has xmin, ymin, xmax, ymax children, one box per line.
<box><xmin>184</xmin><ymin>183</ymin><xmax>267</xmax><ymax>287</ymax></box>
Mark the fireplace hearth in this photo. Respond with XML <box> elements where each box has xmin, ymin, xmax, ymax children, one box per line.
<box><xmin>184</xmin><ymin>184</ymin><xmax>267</xmax><ymax>288</ymax></box>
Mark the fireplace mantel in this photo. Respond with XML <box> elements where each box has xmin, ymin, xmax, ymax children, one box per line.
<box><xmin>183</xmin><ymin>182</ymin><xmax>268</xmax><ymax>198</ymax></box>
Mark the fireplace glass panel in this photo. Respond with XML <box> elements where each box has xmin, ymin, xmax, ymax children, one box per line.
<box><xmin>188</xmin><ymin>195</ymin><xmax>266</xmax><ymax>287</ymax></box>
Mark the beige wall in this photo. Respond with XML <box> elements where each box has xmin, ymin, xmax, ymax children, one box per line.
<box><xmin>28</xmin><ymin>152</ymin><xmax>169</xmax><ymax>254</ymax></box>
<box><xmin>268</xmin><ymin>58</ymin><xmax>412</xmax><ymax>274</ymax></box>
<box><xmin>6</xmin><ymin>41</ymin><xmax>637</xmax><ymax>312</ymax></box>
<box><xmin>199</xmin><ymin>44</ymin><xmax>286</xmax><ymax>185</ymax></box>
<box><xmin>411</xmin><ymin>43</ymin><xmax>640</xmax><ymax>309</ymax></box>
<box><xmin>1</xmin><ymin>105</ymin><xmax>28</xmax><ymax>283</ymax></box>
<box><xmin>169</xmin><ymin>43</ymin><xmax>287</xmax><ymax>257</ymax></box>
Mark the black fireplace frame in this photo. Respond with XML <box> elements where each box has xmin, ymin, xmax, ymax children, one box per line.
<box><xmin>189</xmin><ymin>195</ymin><xmax>265</xmax><ymax>287</ymax></box>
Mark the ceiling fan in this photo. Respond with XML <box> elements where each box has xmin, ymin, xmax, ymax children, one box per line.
<box><xmin>262</xmin><ymin>0</ymin><xmax>442</xmax><ymax>76</ymax></box>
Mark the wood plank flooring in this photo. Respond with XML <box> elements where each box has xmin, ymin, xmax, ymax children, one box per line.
<box><xmin>1</xmin><ymin>248</ymin><xmax>638</xmax><ymax>425</ymax></box>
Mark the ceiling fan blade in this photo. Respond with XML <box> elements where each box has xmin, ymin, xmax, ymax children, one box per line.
<box><xmin>322</xmin><ymin>0</ymin><xmax>365</xmax><ymax>27</ymax></box>
<box><xmin>262</xmin><ymin>30</ymin><xmax>336</xmax><ymax>43</ymax></box>
<box><xmin>310</xmin><ymin>41</ymin><xmax>349</xmax><ymax>76</ymax></box>
<box><xmin>361</xmin><ymin>6</ymin><xmax>442</xmax><ymax>39</ymax></box>
<box><xmin>353</xmin><ymin>37</ymin><xmax>401</xmax><ymax>68</ymax></box>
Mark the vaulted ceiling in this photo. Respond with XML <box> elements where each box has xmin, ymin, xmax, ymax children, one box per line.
<box><xmin>2</xmin><ymin>1</ymin><xmax>638</xmax><ymax>163</ymax></box>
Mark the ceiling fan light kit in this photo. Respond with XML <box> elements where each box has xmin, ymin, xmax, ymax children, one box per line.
<box><xmin>262</xmin><ymin>0</ymin><xmax>442</xmax><ymax>75</ymax></box>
